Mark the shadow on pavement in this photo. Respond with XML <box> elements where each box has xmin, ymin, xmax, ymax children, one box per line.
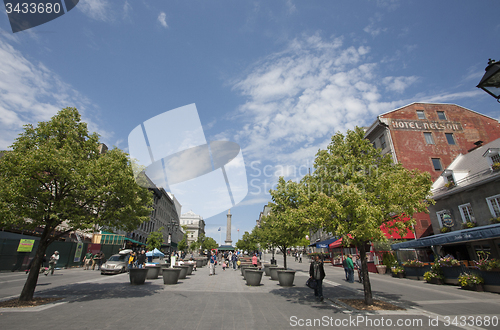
<box><xmin>38</xmin><ymin>281</ymin><xmax>162</xmax><ymax>303</ymax></box>
<box><xmin>268</xmin><ymin>286</ymin><xmax>352</xmax><ymax>312</ymax></box>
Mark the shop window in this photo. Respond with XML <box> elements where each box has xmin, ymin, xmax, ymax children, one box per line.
<box><xmin>437</xmin><ymin>111</ymin><xmax>447</xmax><ymax>120</ymax></box>
<box><xmin>424</xmin><ymin>132</ymin><xmax>435</xmax><ymax>145</ymax></box>
<box><xmin>431</xmin><ymin>158</ymin><xmax>442</xmax><ymax>171</ymax></box>
<box><xmin>486</xmin><ymin>194</ymin><xmax>500</xmax><ymax>218</ymax></box>
<box><xmin>416</xmin><ymin>110</ymin><xmax>425</xmax><ymax>119</ymax></box>
<box><xmin>445</xmin><ymin>133</ymin><xmax>455</xmax><ymax>145</ymax></box>
<box><xmin>458</xmin><ymin>203</ymin><xmax>475</xmax><ymax>223</ymax></box>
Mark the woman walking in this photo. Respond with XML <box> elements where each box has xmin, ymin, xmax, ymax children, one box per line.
<box><xmin>309</xmin><ymin>255</ymin><xmax>326</xmax><ymax>302</ymax></box>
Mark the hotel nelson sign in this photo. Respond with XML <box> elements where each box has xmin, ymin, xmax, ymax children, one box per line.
<box><xmin>390</xmin><ymin>119</ymin><xmax>463</xmax><ymax>131</ymax></box>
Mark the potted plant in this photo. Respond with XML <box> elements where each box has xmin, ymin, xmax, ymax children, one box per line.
<box><xmin>462</xmin><ymin>221</ymin><xmax>477</xmax><ymax>229</ymax></box>
<box><xmin>492</xmin><ymin>162</ymin><xmax>500</xmax><ymax>171</ymax></box>
<box><xmin>245</xmin><ymin>269</ymin><xmax>264</xmax><ymax>286</ymax></box>
<box><xmin>391</xmin><ymin>266</ymin><xmax>405</xmax><ymax>278</ymax></box>
<box><xmin>375</xmin><ymin>264</ymin><xmax>387</xmax><ymax>274</ymax></box>
<box><xmin>489</xmin><ymin>217</ymin><xmax>500</xmax><ymax>224</ymax></box>
<box><xmin>162</xmin><ymin>267</ymin><xmax>182</xmax><ymax>285</ymax></box>
<box><xmin>440</xmin><ymin>227</ymin><xmax>451</xmax><ymax>233</ymax></box>
<box><xmin>444</xmin><ymin>182</ymin><xmax>455</xmax><ymax>189</ymax></box>
<box><xmin>129</xmin><ymin>268</ymin><xmax>149</xmax><ymax>285</ymax></box>
<box><xmin>458</xmin><ymin>273</ymin><xmax>484</xmax><ymax>291</ymax></box>
<box><xmin>424</xmin><ymin>271</ymin><xmax>444</xmax><ymax>284</ymax></box>
<box><xmin>277</xmin><ymin>269</ymin><xmax>296</xmax><ymax>286</ymax></box>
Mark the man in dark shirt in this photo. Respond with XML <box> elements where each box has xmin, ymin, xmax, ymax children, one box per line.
<box><xmin>136</xmin><ymin>250</ymin><xmax>147</xmax><ymax>268</ymax></box>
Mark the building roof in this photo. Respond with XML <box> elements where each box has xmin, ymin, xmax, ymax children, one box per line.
<box><xmin>431</xmin><ymin>138</ymin><xmax>500</xmax><ymax>199</ymax></box>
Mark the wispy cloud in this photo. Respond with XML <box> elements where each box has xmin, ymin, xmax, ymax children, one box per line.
<box><xmin>0</xmin><ymin>35</ymin><xmax>109</xmax><ymax>149</ymax></box>
<box><xmin>158</xmin><ymin>12</ymin><xmax>168</xmax><ymax>28</ymax></box>
<box><xmin>230</xmin><ymin>34</ymin><xmax>412</xmax><ymax>167</ymax></box>
<box><xmin>78</xmin><ymin>0</ymin><xmax>111</xmax><ymax>22</ymax></box>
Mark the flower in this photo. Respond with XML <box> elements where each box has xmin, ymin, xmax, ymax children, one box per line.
<box><xmin>391</xmin><ymin>265</ymin><xmax>404</xmax><ymax>274</ymax></box>
<box><xmin>458</xmin><ymin>273</ymin><xmax>484</xmax><ymax>287</ymax></box>
<box><xmin>402</xmin><ymin>259</ymin><xmax>424</xmax><ymax>267</ymax></box>
<box><xmin>472</xmin><ymin>258</ymin><xmax>500</xmax><ymax>271</ymax></box>
<box><xmin>437</xmin><ymin>256</ymin><xmax>459</xmax><ymax>267</ymax></box>
<box><xmin>492</xmin><ymin>162</ymin><xmax>500</xmax><ymax>171</ymax></box>
<box><xmin>462</xmin><ymin>221</ymin><xmax>477</xmax><ymax>229</ymax></box>
<box><xmin>444</xmin><ymin>182</ymin><xmax>455</xmax><ymax>188</ymax></box>
<box><xmin>440</xmin><ymin>227</ymin><xmax>451</xmax><ymax>233</ymax></box>
<box><xmin>424</xmin><ymin>271</ymin><xmax>444</xmax><ymax>281</ymax></box>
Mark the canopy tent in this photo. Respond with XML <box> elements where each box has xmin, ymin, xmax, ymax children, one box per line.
<box><xmin>391</xmin><ymin>224</ymin><xmax>500</xmax><ymax>250</ymax></box>
<box><xmin>217</xmin><ymin>245</ymin><xmax>235</xmax><ymax>251</ymax></box>
<box><xmin>146</xmin><ymin>248</ymin><xmax>165</xmax><ymax>257</ymax></box>
<box><xmin>314</xmin><ymin>237</ymin><xmax>339</xmax><ymax>248</ymax></box>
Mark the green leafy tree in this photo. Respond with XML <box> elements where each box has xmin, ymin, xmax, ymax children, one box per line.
<box><xmin>304</xmin><ymin>127</ymin><xmax>433</xmax><ymax>305</ymax></box>
<box><xmin>258</xmin><ymin>178</ymin><xmax>309</xmax><ymax>269</ymax></box>
<box><xmin>202</xmin><ymin>236</ymin><xmax>218</xmax><ymax>251</ymax></box>
<box><xmin>235</xmin><ymin>230</ymin><xmax>259</xmax><ymax>254</ymax></box>
<box><xmin>177</xmin><ymin>225</ymin><xmax>188</xmax><ymax>252</ymax></box>
<box><xmin>0</xmin><ymin>108</ymin><xmax>153</xmax><ymax>301</ymax></box>
<box><xmin>146</xmin><ymin>227</ymin><xmax>165</xmax><ymax>252</ymax></box>
<box><xmin>189</xmin><ymin>239</ymin><xmax>199</xmax><ymax>253</ymax></box>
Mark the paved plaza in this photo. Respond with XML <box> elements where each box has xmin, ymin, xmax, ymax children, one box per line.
<box><xmin>1</xmin><ymin>255</ymin><xmax>500</xmax><ymax>329</ymax></box>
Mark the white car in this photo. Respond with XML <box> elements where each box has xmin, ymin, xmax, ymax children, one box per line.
<box><xmin>100</xmin><ymin>253</ymin><xmax>129</xmax><ymax>275</ymax></box>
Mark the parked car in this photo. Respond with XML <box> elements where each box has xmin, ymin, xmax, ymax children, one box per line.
<box><xmin>100</xmin><ymin>253</ymin><xmax>129</xmax><ymax>275</ymax></box>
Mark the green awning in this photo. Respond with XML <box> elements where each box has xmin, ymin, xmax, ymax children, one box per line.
<box><xmin>217</xmin><ymin>245</ymin><xmax>235</xmax><ymax>251</ymax></box>
<box><xmin>124</xmin><ymin>237</ymin><xmax>146</xmax><ymax>245</ymax></box>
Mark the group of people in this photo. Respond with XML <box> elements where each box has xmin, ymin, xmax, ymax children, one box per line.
<box><xmin>127</xmin><ymin>250</ymin><xmax>147</xmax><ymax>269</ymax></box>
<box><xmin>209</xmin><ymin>250</ymin><xmax>240</xmax><ymax>274</ymax></box>
<box><xmin>83</xmin><ymin>250</ymin><xmax>105</xmax><ymax>271</ymax></box>
<box><xmin>294</xmin><ymin>251</ymin><xmax>303</xmax><ymax>263</ymax></box>
<box><xmin>25</xmin><ymin>251</ymin><xmax>60</xmax><ymax>276</ymax></box>
<box><xmin>342</xmin><ymin>254</ymin><xmax>362</xmax><ymax>283</ymax></box>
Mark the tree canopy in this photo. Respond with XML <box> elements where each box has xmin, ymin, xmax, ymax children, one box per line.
<box><xmin>146</xmin><ymin>227</ymin><xmax>165</xmax><ymax>252</ymax></box>
<box><xmin>304</xmin><ymin>127</ymin><xmax>433</xmax><ymax>304</ymax></box>
<box><xmin>0</xmin><ymin>107</ymin><xmax>153</xmax><ymax>301</ymax></box>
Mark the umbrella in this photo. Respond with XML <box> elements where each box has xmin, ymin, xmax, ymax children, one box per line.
<box><xmin>146</xmin><ymin>248</ymin><xmax>165</xmax><ymax>257</ymax></box>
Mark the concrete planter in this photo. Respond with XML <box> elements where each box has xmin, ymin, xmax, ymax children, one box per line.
<box><xmin>196</xmin><ymin>259</ymin><xmax>203</xmax><ymax>269</ymax></box>
<box><xmin>129</xmin><ymin>268</ymin><xmax>148</xmax><ymax>285</ymax></box>
<box><xmin>173</xmin><ymin>265</ymin><xmax>189</xmax><ymax>279</ymax></box>
<box><xmin>245</xmin><ymin>269</ymin><xmax>264</xmax><ymax>286</ymax></box>
<box><xmin>241</xmin><ymin>264</ymin><xmax>253</xmax><ymax>276</ymax></box>
<box><xmin>269</xmin><ymin>267</ymin><xmax>285</xmax><ymax>280</ymax></box>
<box><xmin>146</xmin><ymin>265</ymin><xmax>161</xmax><ymax>279</ymax></box>
<box><xmin>159</xmin><ymin>263</ymin><xmax>170</xmax><ymax>275</ymax></box>
<box><xmin>185</xmin><ymin>263</ymin><xmax>194</xmax><ymax>275</ymax></box>
<box><xmin>376</xmin><ymin>265</ymin><xmax>387</xmax><ymax>274</ymax></box>
<box><xmin>265</xmin><ymin>264</ymin><xmax>278</xmax><ymax>276</ymax></box>
<box><xmin>162</xmin><ymin>268</ymin><xmax>181</xmax><ymax>285</ymax></box>
<box><xmin>277</xmin><ymin>270</ymin><xmax>295</xmax><ymax>286</ymax></box>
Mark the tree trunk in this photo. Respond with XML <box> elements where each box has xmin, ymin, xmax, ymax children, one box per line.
<box><xmin>19</xmin><ymin>227</ymin><xmax>52</xmax><ymax>301</ymax></box>
<box><xmin>358</xmin><ymin>242</ymin><xmax>373</xmax><ymax>305</ymax></box>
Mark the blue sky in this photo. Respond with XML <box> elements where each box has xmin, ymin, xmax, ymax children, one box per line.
<box><xmin>1</xmin><ymin>0</ymin><xmax>499</xmax><ymax>245</ymax></box>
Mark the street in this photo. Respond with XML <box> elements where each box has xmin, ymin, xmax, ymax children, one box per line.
<box><xmin>0</xmin><ymin>254</ymin><xmax>499</xmax><ymax>330</ymax></box>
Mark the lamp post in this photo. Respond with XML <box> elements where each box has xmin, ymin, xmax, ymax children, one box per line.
<box><xmin>477</xmin><ymin>59</ymin><xmax>500</xmax><ymax>102</ymax></box>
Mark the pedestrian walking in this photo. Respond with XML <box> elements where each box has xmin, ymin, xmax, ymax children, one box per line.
<box><xmin>252</xmin><ymin>253</ymin><xmax>258</xmax><ymax>267</ymax></box>
<box><xmin>47</xmin><ymin>251</ymin><xmax>59</xmax><ymax>275</ymax></box>
<box><xmin>342</xmin><ymin>257</ymin><xmax>349</xmax><ymax>280</ymax></box>
<box><xmin>309</xmin><ymin>255</ymin><xmax>326</xmax><ymax>301</ymax></box>
<box><xmin>83</xmin><ymin>250</ymin><xmax>93</xmax><ymax>270</ymax></box>
<box><xmin>232</xmin><ymin>253</ymin><xmax>238</xmax><ymax>270</ymax></box>
<box><xmin>346</xmin><ymin>254</ymin><xmax>354</xmax><ymax>283</ymax></box>
<box><xmin>299</xmin><ymin>252</ymin><xmax>303</xmax><ymax>263</ymax></box>
<box><xmin>209</xmin><ymin>251</ymin><xmax>216</xmax><ymax>276</ymax></box>
<box><xmin>355</xmin><ymin>255</ymin><xmax>363</xmax><ymax>283</ymax></box>
<box><xmin>136</xmin><ymin>250</ymin><xmax>146</xmax><ymax>268</ymax></box>
<box><xmin>128</xmin><ymin>252</ymin><xmax>136</xmax><ymax>269</ymax></box>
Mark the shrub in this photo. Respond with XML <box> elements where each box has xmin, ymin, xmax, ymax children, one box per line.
<box><xmin>424</xmin><ymin>271</ymin><xmax>444</xmax><ymax>281</ymax></box>
<box><xmin>391</xmin><ymin>265</ymin><xmax>404</xmax><ymax>274</ymax></box>
<box><xmin>382</xmin><ymin>252</ymin><xmax>398</xmax><ymax>268</ymax></box>
<box><xmin>458</xmin><ymin>273</ymin><xmax>484</xmax><ymax>287</ymax></box>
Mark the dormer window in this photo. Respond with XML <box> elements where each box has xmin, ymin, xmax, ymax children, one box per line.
<box><xmin>442</xmin><ymin>169</ymin><xmax>455</xmax><ymax>188</ymax></box>
<box><xmin>482</xmin><ymin>148</ymin><xmax>500</xmax><ymax>170</ymax></box>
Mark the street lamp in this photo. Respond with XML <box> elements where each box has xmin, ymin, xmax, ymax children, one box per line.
<box><xmin>477</xmin><ymin>59</ymin><xmax>500</xmax><ymax>102</ymax></box>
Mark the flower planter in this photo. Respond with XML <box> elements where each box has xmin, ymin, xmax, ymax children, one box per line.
<box><xmin>265</xmin><ymin>264</ymin><xmax>278</xmax><ymax>276</ymax></box>
<box><xmin>427</xmin><ymin>278</ymin><xmax>444</xmax><ymax>285</ymax></box>
<box><xmin>241</xmin><ymin>264</ymin><xmax>254</xmax><ymax>276</ymax></box>
<box><xmin>129</xmin><ymin>268</ymin><xmax>148</xmax><ymax>285</ymax></box>
<box><xmin>461</xmin><ymin>284</ymin><xmax>484</xmax><ymax>292</ymax></box>
<box><xmin>392</xmin><ymin>272</ymin><xmax>405</xmax><ymax>278</ymax></box>
<box><xmin>162</xmin><ymin>268</ymin><xmax>181</xmax><ymax>285</ymax></box>
<box><xmin>173</xmin><ymin>265</ymin><xmax>189</xmax><ymax>279</ymax></box>
<box><xmin>146</xmin><ymin>265</ymin><xmax>161</xmax><ymax>279</ymax></box>
<box><xmin>277</xmin><ymin>270</ymin><xmax>295</xmax><ymax>286</ymax></box>
<box><xmin>269</xmin><ymin>267</ymin><xmax>285</xmax><ymax>281</ymax></box>
<box><xmin>441</xmin><ymin>266</ymin><xmax>463</xmax><ymax>285</ymax></box>
<box><xmin>159</xmin><ymin>263</ymin><xmax>170</xmax><ymax>275</ymax></box>
<box><xmin>185</xmin><ymin>263</ymin><xmax>194</xmax><ymax>275</ymax></box>
<box><xmin>403</xmin><ymin>265</ymin><xmax>430</xmax><ymax>280</ymax></box>
<box><xmin>195</xmin><ymin>259</ymin><xmax>203</xmax><ymax>269</ymax></box>
<box><xmin>245</xmin><ymin>269</ymin><xmax>264</xmax><ymax>286</ymax></box>
<box><xmin>376</xmin><ymin>265</ymin><xmax>387</xmax><ymax>274</ymax></box>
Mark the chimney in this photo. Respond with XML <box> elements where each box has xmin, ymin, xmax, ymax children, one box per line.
<box><xmin>467</xmin><ymin>140</ymin><xmax>483</xmax><ymax>153</ymax></box>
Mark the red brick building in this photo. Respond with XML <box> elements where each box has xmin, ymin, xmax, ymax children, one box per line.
<box><xmin>365</xmin><ymin>103</ymin><xmax>500</xmax><ymax>238</ymax></box>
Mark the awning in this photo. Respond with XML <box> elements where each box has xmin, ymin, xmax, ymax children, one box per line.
<box><xmin>391</xmin><ymin>224</ymin><xmax>500</xmax><ymax>250</ymax></box>
<box><xmin>329</xmin><ymin>238</ymin><xmax>343</xmax><ymax>249</ymax></box>
<box><xmin>217</xmin><ymin>245</ymin><xmax>235</xmax><ymax>251</ymax></box>
<box><xmin>124</xmin><ymin>237</ymin><xmax>146</xmax><ymax>246</ymax></box>
<box><xmin>314</xmin><ymin>237</ymin><xmax>339</xmax><ymax>249</ymax></box>
<box><xmin>380</xmin><ymin>218</ymin><xmax>415</xmax><ymax>239</ymax></box>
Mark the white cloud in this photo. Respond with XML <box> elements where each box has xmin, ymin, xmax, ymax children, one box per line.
<box><xmin>383</xmin><ymin>76</ymin><xmax>418</xmax><ymax>93</ymax></box>
<box><xmin>0</xmin><ymin>36</ymin><xmax>108</xmax><ymax>149</ymax></box>
<box><xmin>158</xmin><ymin>12</ymin><xmax>168</xmax><ymax>28</ymax></box>
<box><xmin>78</xmin><ymin>0</ymin><xmax>111</xmax><ymax>22</ymax></box>
<box><xmin>231</xmin><ymin>34</ymin><xmax>412</xmax><ymax>168</ymax></box>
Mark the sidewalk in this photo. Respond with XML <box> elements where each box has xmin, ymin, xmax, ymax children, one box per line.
<box><xmin>1</xmin><ymin>254</ymin><xmax>498</xmax><ymax>329</ymax></box>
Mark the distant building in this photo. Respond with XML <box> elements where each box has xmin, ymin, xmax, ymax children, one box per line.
<box><xmin>365</xmin><ymin>103</ymin><xmax>500</xmax><ymax>237</ymax></box>
<box><xmin>179</xmin><ymin>211</ymin><xmax>205</xmax><ymax>248</ymax></box>
<box><xmin>392</xmin><ymin>138</ymin><xmax>500</xmax><ymax>261</ymax></box>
